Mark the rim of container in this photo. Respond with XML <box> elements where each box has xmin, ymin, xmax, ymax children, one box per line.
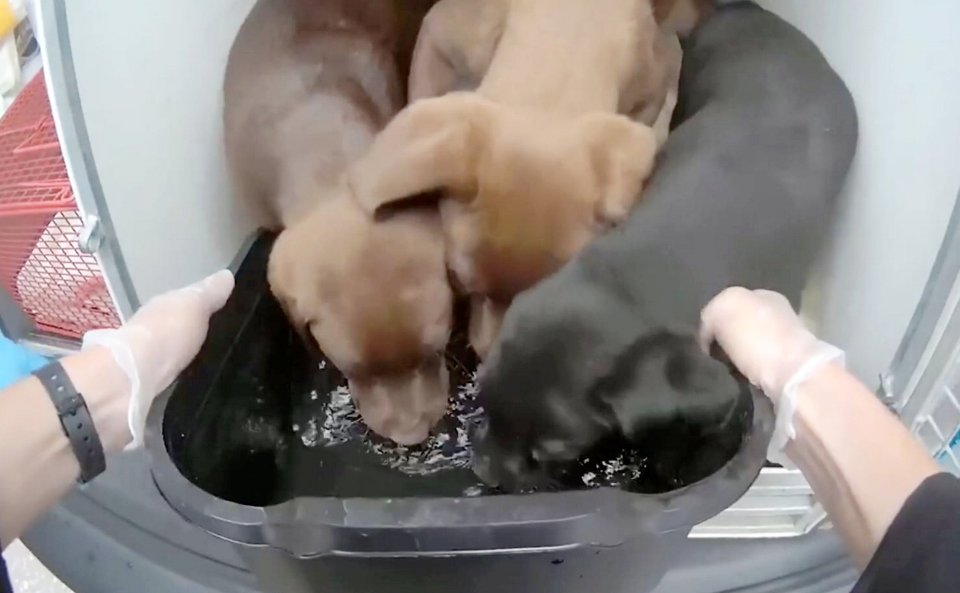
<box><xmin>145</xmin><ymin>385</ymin><xmax>773</xmax><ymax>558</ymax></box>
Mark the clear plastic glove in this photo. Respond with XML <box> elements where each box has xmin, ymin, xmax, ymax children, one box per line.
<box><xmin>699</xmin><ymin>287</ymin><xmax>844</xmax><ymax>459</ymax></box>
<box><xmin>82</xmin><ymin>270</ymin><xmax>235</xmax><ymax>448</ymax></box>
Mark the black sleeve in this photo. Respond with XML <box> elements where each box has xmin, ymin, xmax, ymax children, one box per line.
<box><xmin>852</xmin><ymin>472</ymin><xmax>960</xmax><ymax>593</ymax></box>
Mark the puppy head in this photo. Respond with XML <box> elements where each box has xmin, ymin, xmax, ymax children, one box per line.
<box><xmin>350</xmin><ymin>94</ymin><xmax>658</xmax><ymax>352</ymax></box>
<box><xmin>469</xmin><ymin>270</ymin><xmax>744</xmax><ymax>492</ymax></box>
<box><xmin>408</xmin><ymin>0</ymin><xmax>507</xmax><ymax>101</ymax></box>
<box><xmin>268</xmin><ymin>194</ymin><xmax>454</xmax><ymax>444</ymax></box>
<box><xmin>475</xmin><ymin>326</ymin><xmax>743</xmax><ymax>491</ymax></box>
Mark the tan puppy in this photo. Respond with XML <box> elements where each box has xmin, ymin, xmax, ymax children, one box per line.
<box><xmin>351</xmin><ymin>0</ymin><xmax>663</xmax><ymax>358</ymax></box>
<box><xmin>225</xmin><ymin>0</ymin><xmax>452</xmax><ymax>445</ymax></box>
<box><xmin>407</xmin><ymin>0</ymin><xmax>684</xmax><ymax>144</ymax></box>
<box><xmin>269</xmin><ymin>194</ymin><xmax>453</xmax><ymax>445</ymax></box>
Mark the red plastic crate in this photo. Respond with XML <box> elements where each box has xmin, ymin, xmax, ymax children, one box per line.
<box><xmin>0</xmin><ymin>72</ymin><xmax>119</xmax><ymax>339</ymax></box>
<box><xmin>0</xmin><ymin>74</ymin><xmax>73</xmax><ymax>213</ymax></box>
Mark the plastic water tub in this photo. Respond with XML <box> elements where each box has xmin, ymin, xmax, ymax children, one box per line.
<box><xmin>145</xmin><ymin>234</ymin><xmax>773</xmax><ymax>593</ymax></box>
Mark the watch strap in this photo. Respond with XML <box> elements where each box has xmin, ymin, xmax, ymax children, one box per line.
<box><xmin>34</xmin><ymin>361</ymin><xmax>107</xmax><ymax>484</ymax></box>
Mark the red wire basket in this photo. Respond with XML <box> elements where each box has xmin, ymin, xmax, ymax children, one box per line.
<box><xmin>0</xmin><ymin>72</ymin><xmax>119</xmax><ymax>339</ymax></box>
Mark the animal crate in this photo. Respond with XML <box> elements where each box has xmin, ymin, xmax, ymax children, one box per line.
<box><xmin>0</xmin><ymin>72</ymin><xmax>119</xmax><ymax>339</ymax></box>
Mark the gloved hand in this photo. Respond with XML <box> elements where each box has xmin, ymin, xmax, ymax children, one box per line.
<box><xmin>699</xmin><ymin>287</ymin><xmax>844</xmax><ymax>458</ymax></box>
<box><xmin>82</xmin><ymin>270</ymin><xmax>235</xmax><ymax>448</ymax></box>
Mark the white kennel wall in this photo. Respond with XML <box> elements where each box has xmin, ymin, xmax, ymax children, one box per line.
<box><xmin>758</xmin><ymin>0</ymin><xmax>960</xmax><ymax>384</ymax></box>
<box><xmin>62</xmin><ymin>0</ymin><xmax>258</xmax><ymax>308</ymax></box>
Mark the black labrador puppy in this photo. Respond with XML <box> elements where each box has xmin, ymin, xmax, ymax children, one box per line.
<box><xmin>473</xmin><ymin>2</ymin><xmax>858</xmax><ymax>491</ymax></box>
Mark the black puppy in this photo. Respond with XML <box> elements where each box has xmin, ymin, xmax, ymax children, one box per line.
<box><xmin>472</xmin><ymin>2</ymin><xmax>858</xmax><ymax>491</ymax></box>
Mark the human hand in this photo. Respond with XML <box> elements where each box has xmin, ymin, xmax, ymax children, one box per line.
<box><xmin>699</xmin><ymin>287</ymin><xmax>843</xmax><ymax>405</ymax></box>
<box><xmin>83</xmin><ymin>270</ymin><xmax>235</xmax><ymax>448</ymax></box>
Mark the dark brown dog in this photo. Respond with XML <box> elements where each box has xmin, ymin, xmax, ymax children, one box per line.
<box><xmin>225</xmin><ymin>0</ymin><xmax>453</xmax><ymax>445</ymax></box>
<box><xmin>409</xmin><ymin>0</ymin><xmax>686</xmax><ymax>143</ymax></box>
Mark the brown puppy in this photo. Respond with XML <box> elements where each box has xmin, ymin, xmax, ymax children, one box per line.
<box><xmin>225</xmin><ymin>0</ymin><xmax>452</xmax><ymax>445</ymax></box>
<box><xmin>268</xmin><ymin>193</ymin><xmax>452</xmax><ymax>445</ymax></box>
<box><xmin>407</xmin><ymin>0</ymin><xmax>683</xmax><ymax>143</ymax></box>
<box><xmin>351</xmin><ymin>0</ymin><xmax>662</xmax><ymax>358</ymax></box>
<box><xmin>224</xmin><ymin>0</ymin><xmax>404</xmax><ymax>228</ymax></box>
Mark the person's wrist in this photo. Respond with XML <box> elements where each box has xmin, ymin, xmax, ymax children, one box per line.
<box><xmin>762</xmin><ymin>333</ymin><xmax>838</xmax><ymax>403</ymax></box>
<box><xmin>783</xmin><ymin>361</ymin><xmax>848</xmax><ymax>452</ymax></box>
<box><xmin>61</xmin><ymin>346</ymin><xmax>134</xmax><ymax>454</ymax></box>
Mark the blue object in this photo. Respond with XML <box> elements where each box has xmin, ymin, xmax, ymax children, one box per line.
<box><xmin>0</xmin><ymin>548</ymin><xmax>9</xmax><ymax>593</ymax></box>
<box><xmin>0</xmin><ymin>335</ymin><xmax>49</xmax><ymax>390</ymax></box>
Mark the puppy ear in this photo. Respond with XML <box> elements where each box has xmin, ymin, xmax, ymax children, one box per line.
<box><xmin>577</xmin><ymin>114</ymin><xmax>658</xmax><ymax>226</ymax></box>
<box><xmin>409</xmin><ymin>0</ymin><xmax>507</xmax><ymax>102</ymax></box>
<box><xmin>349</xmin><ymin>94</ymin><xmax>494</xmax><ymax>214</ymax></box>
<box><xmin>409</xmin><ymin>5</ymin><xmax>461</xmax><ymax>102</ymax></box>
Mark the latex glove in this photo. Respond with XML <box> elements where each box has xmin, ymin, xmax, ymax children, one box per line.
<box><xmin>699</xmin><ymin>287</ymin><xmax>844</xmax><ymax>458</ymax></box>
<box><xmin>83</xmin><ymin>270</ymin><xmax>235</xmax><ymax>448</ymax></box>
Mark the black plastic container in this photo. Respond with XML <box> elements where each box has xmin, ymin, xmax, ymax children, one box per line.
<box><xmin>145</xmin><ymin>234</ymin><xmax>774</xmax><ymax>593</ymax></box>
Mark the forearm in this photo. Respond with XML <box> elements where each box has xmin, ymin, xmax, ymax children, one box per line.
<box><xmin>0</xmin><ymin>347</ymin><xmax>131</xmax><ymax>547</ymax></box>
<box><xmin>785</xmin><ymin>362</ymin><xmax>940</xmax><ymax>569</ymax></box>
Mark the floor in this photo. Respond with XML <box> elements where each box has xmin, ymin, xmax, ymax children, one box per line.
<box><xmin>5</xmin><ymin>540</ymin><xmax>74</xmax><ymax>593</ymax></box>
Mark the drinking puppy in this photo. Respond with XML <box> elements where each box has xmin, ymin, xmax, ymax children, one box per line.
<box><xmin>472</xmin><ymin>2</ymin><xmax>859</xmax><ymax>490</ymax></box>
<box><xmin>225</xmin><ymin>0</ymin><xmax>453</xmax><ymax>445</ymax></box>
<box><xmin>351</xmin><ymin>0</ymin><xmax>664</xmax><ymax>359</ymax></box>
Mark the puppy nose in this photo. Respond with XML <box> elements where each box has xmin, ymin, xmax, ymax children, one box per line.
<box><xmin>348</xmin><ymin>362</ymin><xmax>451</xmax><ymax>445</ymax></box>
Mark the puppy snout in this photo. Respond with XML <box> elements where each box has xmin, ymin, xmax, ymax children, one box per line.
<box><xmin>474</xmin><ymin>451</ymin><xmax>536</xmax><ymax>490</ymax></box>
<box><xmin>469</xmin><ymin>421</ymin><xmax>539</xmax><ymax>489</ymax></box>
<box><xmin>349</xmin><ymin>358</ymin><xmax>450</xmax><ymax>445</ymax></box>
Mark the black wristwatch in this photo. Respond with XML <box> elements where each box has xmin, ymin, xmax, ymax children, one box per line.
<box><xmin>34</xmin><ymin>361</ymin><xmax>107</xmax><ymax>484</ymax></box>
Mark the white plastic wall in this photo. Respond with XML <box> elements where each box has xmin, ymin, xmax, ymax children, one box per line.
<box><xmin>63</xmin><ymin>0</ymin><xmax>258</xmax><ymax>304</ymax></box>
<box><xmin>758</xmin><ymin>0</ymin><xmax>960</xmax><ymax>383</ymax></box>
<box><xmin>62</xmin><ymin>2</ymin><xmax>960</xmax><ymax>383</ymax></box>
